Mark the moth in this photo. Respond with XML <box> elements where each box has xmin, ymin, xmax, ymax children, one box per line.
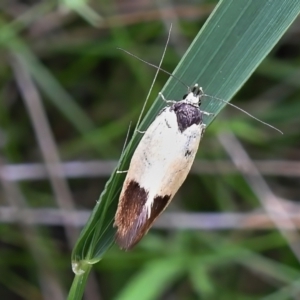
<box><xmin>114</xmin><ymin>28</ymin><xmax>282</xmax><ymax>250</ymax></box>
<box><xmin>114</xmin><ymin>84</ymin><xmax>212</xmax><ymax>250</ymax></box>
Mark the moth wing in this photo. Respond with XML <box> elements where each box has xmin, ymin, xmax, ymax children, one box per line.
<box><xmin>114</xmin><ymin>107</ymin><xmax>205</xmax><ymax>249</ymax></box>
<box><xmin>115</xmin><ymin>180</ymin><xmax>171</xmax><ymax>249</ymax></box>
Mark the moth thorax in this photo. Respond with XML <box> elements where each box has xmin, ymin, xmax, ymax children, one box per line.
<box><xmin>185</xmin><ymin>92</ymin><xmax>201</xmax><ymax>106</ymax></box>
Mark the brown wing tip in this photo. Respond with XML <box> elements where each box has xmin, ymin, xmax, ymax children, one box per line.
<box><xmin>115</xmin><ymin>233</ymin><xmax>133</xmax><ymax>251</ymax></box>
<box><xmin>114</xmin><ymin>193</ymin><xmax>172</xmax><ymax>250</ymax></box>
<box><xmin>114</xmin><ymin>210</ymin><xmax>148</xmax><ymax>250</ymax></box>
<box><xmin>115</xmin><ymin>229</ymin><xmax>143</xmax><ymax>251</ymax></box>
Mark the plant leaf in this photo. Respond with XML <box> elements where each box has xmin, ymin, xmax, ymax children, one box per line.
<box><xmin>71</xmin><ymin>0</ymin><xmax>300</xmax><ymax>274</ymax></box>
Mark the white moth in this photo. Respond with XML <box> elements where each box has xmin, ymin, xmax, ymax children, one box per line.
<box><xmin>114</xmin><ymin>27</ymin><xmax>282</xmax><ymax>250</ymax></box>
<box><xmin>114</xmin><ymin>84</ymin><xmax>211</xmax><ymax>250</ymax></box>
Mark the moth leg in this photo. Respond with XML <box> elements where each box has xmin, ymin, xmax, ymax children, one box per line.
<box><xmin>116</xmin><ymin>170</ymin><xmax>128</xmax><ymax>174</ymax></box>
<box><xmin>202</xmin><ymin>111</ymin><xmax>215</xmax><ymax>116</ymax></box>
<box><xmin>136</xmin><ymin>129</ymin><xmax>146</xmax><ymax>134</ymax></box>
<box><xmin>158</xmin><ymin>92</ymin><xmax>176</xmax><ymax>104</ymax></box>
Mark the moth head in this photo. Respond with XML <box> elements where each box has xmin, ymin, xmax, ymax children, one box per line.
<box><xmin>183</xmin><ymin>84</ymin><xmax>203</xmax><ymax>106</ymax></box>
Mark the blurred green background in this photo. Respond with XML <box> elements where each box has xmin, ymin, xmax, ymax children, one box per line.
<box><xmin>1</xmin><ymin>0</ymin><xmax>300</xmax><ymax>299</ymax></box>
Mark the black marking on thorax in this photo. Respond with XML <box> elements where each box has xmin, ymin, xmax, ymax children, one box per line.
<box><xmin>172</xmin><ymin>102</ymin><xmax>202</xmax><ymax>133</ymax></box>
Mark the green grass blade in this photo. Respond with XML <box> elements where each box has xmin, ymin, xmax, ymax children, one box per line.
<box><xmin>0</xmin><ymin>19</ymin><xmax>95</xmax><ymax>134</ymax></box>
<box><xmin>114</xmin><ymin>257</ymin><xmax>186</xmax><ymax>300</ymax></box>
<box><xmin>70</xmin><ymin>1</ymin><xmax>300</xmax><ymax>298</ymax></box>
<box><xmin>67</xmin><ymin>263</ymin><xmax>92</xmax><ymax>300</ymax></box>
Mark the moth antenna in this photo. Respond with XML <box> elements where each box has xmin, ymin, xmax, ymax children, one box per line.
<box><xmin>118</xmin><ymin>48</ymin><xmax>189</xmax><ymax>88</ymax></box>
<box><xmin>115</xmin><ymin>121</ymin><xmax>133</xmax><ymax>174</ymax></box>
<box><xmin>129</xmin><ymin>24</ymin><xmax>181</xmax><ymax>133</ymax></box>
<box><xmin>116</xmin><ymin>121</ymin><xmax>134</xmax><ymax>174</ymax></box>
<box><xmin>118</xmin><ymin>32</ymin><xmax>282</xmax><ymax>135</ymax></box>
<box><xmin>117</xmin><ymin>41</ymin><xmax>189</xmax><ymax>91</ymax></box>
<box><xmin>121</xmin><ymin>121</ymin><xmax>132</xmax><ymax>158</ymax></box>
<box><xmin>203</xmin><ymin>94</ymin><xmax>283</xmax><ymax>135</ymax></box>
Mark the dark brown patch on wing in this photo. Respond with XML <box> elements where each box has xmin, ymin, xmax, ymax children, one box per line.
<box><xmin>125</xmin><ymin>194</ymin><xmax>171</xmax><ymax>249</ymax></box>
<box><xmin>114</xmin><ymin>181</ymin><xmax>147</xmax><ymax>241</ymax></box>
<box><xmin>114</xmin><ymin>181</ymin><xmax>171</xmax><ymax>250</ymax></box>
<box><xmin>185</xmin><ymin>149</ymin><xmax>192</xmax><ymax>157</ymax></box>
<box><xmin>172</xmin><ymin>102</ymin><xmax>202</xmax><ymax>133</ymax></box>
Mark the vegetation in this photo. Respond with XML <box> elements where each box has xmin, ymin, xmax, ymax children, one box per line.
<box><xmin>0</xmin><ymin>0</ymin><xmax>300</xmax><ymax>299</ymax></box>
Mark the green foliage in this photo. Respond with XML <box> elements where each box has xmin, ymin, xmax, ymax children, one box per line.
<box><xmin>1</xmin><ymin>0</ymin><xmax>300</xmax><ymax>299</ymax></box>
<box><xmin>70</xmin><ymin>1</ymin><xmax>300</xmax><ymax>298</ymax></box>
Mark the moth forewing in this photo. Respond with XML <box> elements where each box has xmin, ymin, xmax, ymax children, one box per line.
<box><xmin>114</xmin><ymin>85</ymin><xmax>207</xmax><ymax>250</ymax></box>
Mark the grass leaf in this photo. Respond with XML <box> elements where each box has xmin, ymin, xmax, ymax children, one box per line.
<box><xmin>69</xmin><ymin>0</ymin><xmax>300</xmax><ymax>298</ymax></box>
